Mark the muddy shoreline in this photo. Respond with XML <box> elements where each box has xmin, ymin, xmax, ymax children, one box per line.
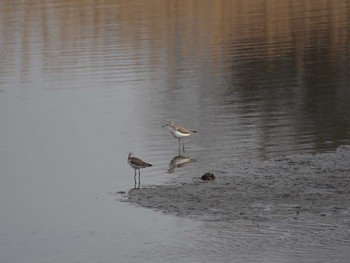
<box><xmin>128</xmin><ymin>146</ymin><xmax>350</xmax><ymax>224</ymax></box>
<box><xmin>127</xmin><ymin>147</ymin><xmax>350</xmax><ymax>262</ymax></box>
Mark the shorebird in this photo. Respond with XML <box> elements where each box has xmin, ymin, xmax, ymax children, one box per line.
<box><xmin>127</xmin><ymin>153</ymin><xmax>152</xmax><ymax>189</ymax></box>
<box><xmin>162</xmin><ymin>121</ymin><xmax>197</xmax><ymax>149</ymax></box>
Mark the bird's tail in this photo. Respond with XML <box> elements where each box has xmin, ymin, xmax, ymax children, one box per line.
<box><xmin>191</xmin><ymin>130</ymin><xmax>198</xmax><ymax>133</ymax></box>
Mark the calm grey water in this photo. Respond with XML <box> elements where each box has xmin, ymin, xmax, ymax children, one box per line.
<box><xmin>1</xmin><ymin>1</ymin><xmax>350</xmax><ymax>262</ymax></box>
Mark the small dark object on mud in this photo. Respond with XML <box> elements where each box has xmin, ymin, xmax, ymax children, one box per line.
<box><xmin>201</xmin><ymin>172</ymin><xmax>216</xmax><ymax>181</ymax></box>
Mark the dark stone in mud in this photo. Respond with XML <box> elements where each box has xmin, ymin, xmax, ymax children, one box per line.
<box><xmin>201</xmin><ymin>172</ymin><xmax>216</xmax><ymax>180</ymax></box>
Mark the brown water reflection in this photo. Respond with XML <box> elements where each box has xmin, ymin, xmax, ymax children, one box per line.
<box><xmin>1</xmin><ymin>1</ymin><xmax>349</xmax><ymax>79</ymax></box>
<box><xmin>1</xmin><ymin>1</ymin><xmax>349</xmax><ymax>158</ymax></box>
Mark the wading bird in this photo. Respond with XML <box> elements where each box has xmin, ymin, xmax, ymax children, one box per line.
<box><xmin>127</xmin><ymin>153</ymin><xmax>152</xmax><ymax>189</ymax></box>
<box><xmin>162</xmin><ymin>121</ymin><xmax>197</xmax><ymax>150</ymax></box>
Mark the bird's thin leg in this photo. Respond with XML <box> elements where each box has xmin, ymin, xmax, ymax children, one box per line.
<box><xmin>138</xmin><ymin>169</ymin><xmax>141</xmax><ymax>189</ymax></box>
<box><xmin>134</xmin><ymin>169</ymin><xmax>137</xmax><ymax>189</ymax></box>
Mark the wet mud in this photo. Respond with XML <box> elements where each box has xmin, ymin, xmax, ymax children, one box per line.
<box><xmin>128</xmin><ymin>146</ymin><xmax>350</xmax><ymax>262</ymax></box>
<box><xmin>128</xmin><ymin>146</ymin><xmax>350</xmax><ymax>222</ymax></box>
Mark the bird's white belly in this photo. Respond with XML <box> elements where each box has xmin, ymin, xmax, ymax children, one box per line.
<box><xmin>170</xmin><ymin>129</ymin><xmax>190</xmax><ymax>139</ymax></box>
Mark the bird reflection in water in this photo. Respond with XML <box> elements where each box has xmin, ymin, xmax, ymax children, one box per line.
<box><xmin>168</xmin><ymin>149</ymin><xmax>196</xmax><ymax>173</ymax></box>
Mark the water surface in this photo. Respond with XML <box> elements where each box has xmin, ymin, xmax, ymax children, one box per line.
<box><xmin>1</xmin><ymin>1</ymin><xmax>350</xmax><ymax>262</ymax></box>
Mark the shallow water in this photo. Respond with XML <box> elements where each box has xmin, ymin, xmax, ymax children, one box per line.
<box><xmin>1</xmin><ymin>0</ymin><xmax>350</xmax><ymax>262</ymax></box>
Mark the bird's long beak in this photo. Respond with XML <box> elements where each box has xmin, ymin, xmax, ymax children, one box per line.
<box><xmin>161</xmin><ymin>124</ymin><xmax>169</xmax><ymax>127</ymax></box>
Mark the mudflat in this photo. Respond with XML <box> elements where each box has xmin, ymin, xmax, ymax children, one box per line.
<box><xmin>128</xmin><ymin>146</ymin><xmax>350</xmax><ymax>222</ymax></box>
<box><xmin>128</xmin><ymin>146</ymin><xmax>350</xmax><ymax>261</ymax></box>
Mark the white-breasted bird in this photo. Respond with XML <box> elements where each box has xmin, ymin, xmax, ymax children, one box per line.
<box><xmin>162</xmin><ymin>121</ymin><xmax>198</xmax><ymax>149</ymax></box>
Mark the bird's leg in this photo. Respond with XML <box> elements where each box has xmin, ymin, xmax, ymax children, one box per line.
<box><xmin>138</xmin><ymin>169</ymin><xmax>141</xmax><ymax>189</ymax></box>
<box><xmin>134</xmin><ymin>169</ymin><xmax>137</xmax><ymax>189</ymax></box>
